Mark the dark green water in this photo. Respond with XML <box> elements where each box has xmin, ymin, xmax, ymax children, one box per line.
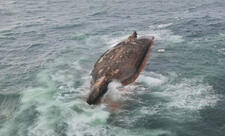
<box><xmin>0</xmin><ymin>0</ymin><xmax>225</xmax><ymax>136</ymax></box>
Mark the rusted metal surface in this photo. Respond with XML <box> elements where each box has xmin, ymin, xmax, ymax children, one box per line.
<box><xmin>87</xmin><ymin>32</ymin><xmax>154</xmax><ymax>105</ymax></box>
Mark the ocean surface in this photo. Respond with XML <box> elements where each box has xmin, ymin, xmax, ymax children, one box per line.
<box><xmin>0</xmin><ymin>0</ymin><xmax>225</xmax><ymax>136</ymax></box>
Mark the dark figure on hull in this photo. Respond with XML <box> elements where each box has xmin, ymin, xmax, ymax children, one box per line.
<box><xmin>87</xmin><ymin>32</ymin><xmax>155</xmax><ymax>105</ymax></box>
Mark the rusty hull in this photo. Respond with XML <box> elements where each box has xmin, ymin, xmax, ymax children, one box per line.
<box><xmin>87</xmin><ymin>32</ymin><xmax>154</xmax><ymax>105</ymax></box>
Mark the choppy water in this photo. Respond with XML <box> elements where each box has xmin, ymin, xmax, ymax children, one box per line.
<box><xmin>0</xmin><ymin>0</ymin><xmax>225</xmax><ymax>136</ymax></box>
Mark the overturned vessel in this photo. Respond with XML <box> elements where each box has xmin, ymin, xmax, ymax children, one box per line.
<box><xmin>87</xmin><ymin>32</ymin><xmax>155</xmax><ymax>105</ymax></box>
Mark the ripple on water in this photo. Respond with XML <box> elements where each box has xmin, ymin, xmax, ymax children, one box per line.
<box><xmin>0</xmin><ymin>25</ymin><xmax>222</xmax><ymax>136</ymax></box>
<box><xmin>107</xmin><ymin>72</ymin><xmax>219</xmax><ymax>135</ymax></box>
<box><xmin>0</xmin><ymin>57</ymin><xmax>111</xmax><ymax>136</ymax></box>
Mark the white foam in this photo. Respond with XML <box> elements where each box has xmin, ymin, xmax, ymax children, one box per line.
<box><xmin>0</xmin><ymin>52</ymin><xmax>115</xmax><ymax>136</ymax></box>
<box><xmin>148</xmin><ymin>24</ymin><xmax>185</xmax><ymax>44</ymax></box>
<box><xmin>167</xmin><ymin>35</ymin><xmax>184</xmax><ymax>43</ymax></box>
<box><xmin>137</xmin><ymin>72</ymin><xmax>168</xmax><ymax>87</ymax></box>
<box><xmin>66</xmin><ymin>105</ymin><xmax>110</xmax><ymax>136</ymax></box>
<box><xmin>218</xmin><ymin>48</ymin><xmax>225</xmax><ymax>56</ymax></box>
<box><xmin>23</xmin><ymin>72</ymin><xmax>110</xmax><ymax>136</ymax></box>
<box><xmin>148</xmin><ymin>29</ymin><xmax>184</xmax><ymax>43</ymax></box>
<box><xmin>139</xmin><ymin>105</ymin><xmax>160</xmax><ymax>116</ymax></box>
<box><xmin>102</xmin><ymin>26</ymin><xmax>184</xmax><ymax>55</ymax></box>
<box><xmin>138</xmin><ymin>29</ymin><xmax>163</xmax><ymax>41</ymax></box>
<box><xmin>157</xmin><ymin>23</ymin><xmax>173</xmax><ymax>29</ymax></box>
<box><xmin>221</xmin><ymin>48</ymin><xmax>225</xmax><ymax>51</ymax></box>
<box><xmin>104</xmin><ymin>35</ymin><xmax>128</xmax><ymax>48</ymax></box>
<box><xmin>157</xmin><ymin>48</ymin><xmax>165</xmax><ymax>53</ymax></box>
<box><xmin>219</xmin><ymin>33</ymin><xmax>225</xmax><ymax>37</ymax></box>
<box><xmin>103</xmin><ymin>80</ymin><xmax>133</xmax><ymax>102</ymax></box>
<box><xmin>153</xmin><ymin>78</ymin><xmax>218</xmax><ymax>110</ymax></box>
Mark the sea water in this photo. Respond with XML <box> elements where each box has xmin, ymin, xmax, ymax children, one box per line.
<box><xmin>0</xmin><ymin>0</ymin><xmax>225</xmax><ymax>136</ymax></box>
